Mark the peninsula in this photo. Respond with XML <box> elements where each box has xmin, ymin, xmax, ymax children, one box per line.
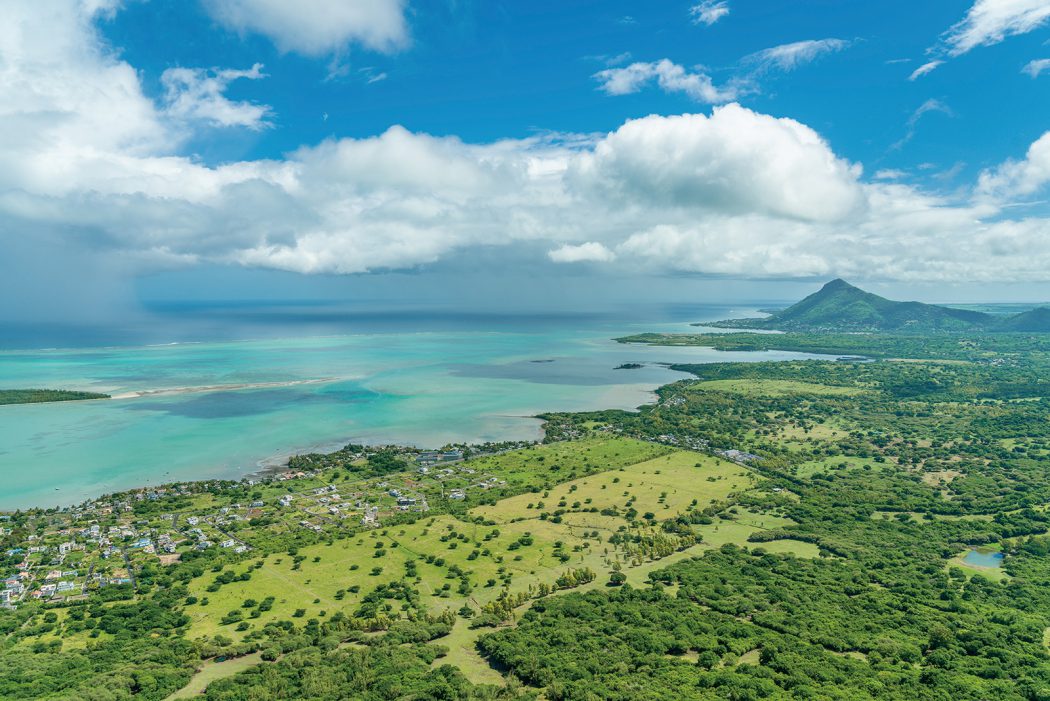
<box><xmin>0</xmin><ymin>389</ymin><xmax>110</xmax><ymax>405</ymax></box>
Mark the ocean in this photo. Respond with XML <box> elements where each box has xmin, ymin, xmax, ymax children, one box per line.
<box><xmin>0</xmin><ymin>301</ymin><xmax>812</xmax><ymax>510</ymax></box>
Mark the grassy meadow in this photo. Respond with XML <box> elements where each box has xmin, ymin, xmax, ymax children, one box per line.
<box><xmin>181</xmin><ymin>440</ymin><xmax>813</xmax><ymax>648</ymax></box>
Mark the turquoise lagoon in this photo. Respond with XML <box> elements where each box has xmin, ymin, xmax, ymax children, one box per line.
<box><xmin>0</xmin><ymin>306</ymin><xmax>814</xmax><ymax>509</ymax></box>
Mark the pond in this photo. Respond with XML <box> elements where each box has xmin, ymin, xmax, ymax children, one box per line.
<box><xmin>962</xmin><ymin>549</ymin><xmax>1004</xmax><ymax>568</ymax></box>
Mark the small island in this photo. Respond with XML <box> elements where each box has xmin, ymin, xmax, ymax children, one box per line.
<box><xmin>614</xmin><ymin>362</ymin><xmax>644</xmax><ymax>370</ymax></box>
<box><xmin>0</xmin><ymin>389</ymin><xmax>110</xmax><ymax>405</ymax></box>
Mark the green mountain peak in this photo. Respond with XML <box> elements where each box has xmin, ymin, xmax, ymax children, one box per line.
<box><xmin>710</xmin><ymin>280</ymin><xmax>1050</xmax><ymax>333</ymax></box>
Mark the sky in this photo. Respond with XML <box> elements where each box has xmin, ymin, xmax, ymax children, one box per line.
<box><xmin>5</xmin><ymin>0</ymin><xmax>1050</xmax><ymax>321</ymax></box>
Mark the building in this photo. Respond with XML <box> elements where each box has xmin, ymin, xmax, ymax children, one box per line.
<box><xmin>718</xmin><ymin>449</ymin><xmax>761</xmax><ymax>463</ymax></box>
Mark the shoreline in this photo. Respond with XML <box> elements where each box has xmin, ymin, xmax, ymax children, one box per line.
<box><xmin>0</xmin><ymin>364</ymin><xmax>716</xmax><ymax>512</ymax></box>
<box><xmin>0</xmin><ymin>322</ymin><xmax>784</xmax><ymax>512</ymax></box>
<box><xmin>1</xmin><ymin>423</ymin><xmax>552</xmax><ymax>515</ymax></box>
<box><xmin>0</xmin><ymin>412</ymin><xmax>552</xmax><ymax>513</ymax></box>
<box><xmin>108</xmin><ymin>378</ymin><xmax>341</xmax><ymax>400</ymax></box>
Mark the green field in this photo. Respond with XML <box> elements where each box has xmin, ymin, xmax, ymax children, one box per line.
<box><xmin>686</xmin><ymin>379</ymin><xmax>865</xmax><ymax>397</ymax></box>
<box><xmin>183</xmin><ymin>512</ymin><xmax>597</xmax><ymax>640</ymax></box>
<box><xmin>795</xmin><ymin>455</ymin><xmax>873</xmax><ymax>477</ymax></box>
<box><xmin>165</xmin><ymin>653</ymin><xmax>263</xmax><ymax>700</ymax></box>
<box><xmin>459</xmin><ymin>436</ymin><xmax>672</xmax><ymax>489</ymax></box>
<box><xmin>182</xmin><ymin>446</ymin><xmax>780</xmax><ymax>646</ymax></box>
<box><xmin>472</xmin><ymin>450</ymin><xmax>756</xmax><ymax>524</ymax></box>
<box><xmin>427</xmin><ymin>520</ymin><xmax>820</xmax><ymax>686</ymax></box>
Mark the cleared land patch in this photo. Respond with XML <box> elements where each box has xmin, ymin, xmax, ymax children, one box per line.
<box><xmin>460</xmin><ymin>436</ymin><xmax>672</xmax><ymax>491</ymax></box>
<box><xmin>946</xmin><ymin>555</ymin><xmax>1009</xmax><ymax>582</ymax></box>
<box><xmin>688</xmin><ymin>379</ymin><xmax>865</xmax><ymax>397</ymax></box>
<box><xmin>165</xmin><ymin>653</ymin><xmax>263</xmax><ymax>700</ymax></box>
<box><xmin>795</xmin><ymin>455</ymin><xmax>873</xmax><ymax>477</ymax></box>
<box><xmin>922</xmin><ymin>470</ymin><xmax>963</xmax><ymax>487</ymax></box>
<box><xmin>471</xmin><ymin>451</ymin><xmax>756</xmax><ymax>525</ymax></box>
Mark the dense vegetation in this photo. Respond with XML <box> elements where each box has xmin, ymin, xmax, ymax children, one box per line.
<box><xmin>617</xmin><ymin>329</ymin><xmax>1050</xmax><ymax>359</ymax></box>
<box><xmin>0</xmin><ymin>389</ymin><xmax>110</xmax><ymax>405</ymax></box>
<box><xmin>199</xmin><ymin>644</ymin><xmax>521</xmax><ymax>700</ymax></box>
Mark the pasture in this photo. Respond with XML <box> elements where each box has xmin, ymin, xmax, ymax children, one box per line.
<box><xmin>471</xmin><ymin>451</ymin><xmax>756</xmax><ymax>524</ymax></box>
<box><xmin>687</xmin><ymin>379</ymin><xmax>865</xmax><ymax>397</ymax></box>
<box><xmin>181</xmin><ymin>441</ymin><xmax>802</xmax><ymax>646</ymax></box>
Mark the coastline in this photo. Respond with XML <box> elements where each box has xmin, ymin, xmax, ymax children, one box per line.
<box><xmin>108</xmin><ymin>378</ymin><xmax>341</xmax><ymax>400</ymax></box>
<box><xmin>0</xmin><ymin>315</ymin><xmax>804</xmax><ymax>512</ymax></box>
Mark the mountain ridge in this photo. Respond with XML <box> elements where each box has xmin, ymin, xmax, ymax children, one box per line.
<box><xmin>706</xmin><ymin>279</ymin><xmax>1050</xmax><ymax>333</ymax></box>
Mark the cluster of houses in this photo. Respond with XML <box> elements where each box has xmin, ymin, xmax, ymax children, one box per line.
<box><xmin>1</xmin><ymin>528</ymin><xmax>143</xmax><ymax>608</ymax></box>
<box><xmin>415</xmin><ymin>460</ymin><xmax>510</xmax><ymax>500</ymax></box>
<box><xmin>716</xmin><ymin>449</ymin><xmax>762</xmax><ymax>464</ymax></box>
<box><xmin>289</xmin><ymin>481</ymin><xmax>433</xmax><ymax>531</ymax></box>
<box><xmin>0</xmin><ymin>491</ymin><xmax>282</xmax><ymax>607</ymax></box>
<box><xmin>414</xmin><ymin>450</ymin><xmax>463</xmax><ymax>468</ymax></box>
<box><xmin>654</xmin><ymin>433</ymin><xmax>710</xmax><ymax>452</ymax></box>
<box><xmin>642</xmin><ymin>431</ymin><xmax>761</xmax><ymax>465</ymax></box>
<box><xmin>0</xmin><ymin>443</ymin><xmax>538</xmax><ymax>609</ymax></box>
<box><xmin>2</xmin><ymin>574</ymin><xmax>26</xmax><ymax>606</ymax></box>
<box><xmin>386</xmin><ymin>487</ymin><xmax>422</xmax><ymax>510</ymax></box>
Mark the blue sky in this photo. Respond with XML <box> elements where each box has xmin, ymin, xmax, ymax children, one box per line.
<box><xmin>4</xmin><ymin>0</ymin><xmax>1050</xmax><ymax>320</ymax></box>
<box><xmin>103</xmin><ymin>1</ymin><xmax>1046</xmax><ymax>182</ymax></box>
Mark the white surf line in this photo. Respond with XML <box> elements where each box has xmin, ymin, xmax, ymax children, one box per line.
<box><xmin>108</xmin><ymin>377</ymin><xmax>339</xmax><ymax>400</ymax></box>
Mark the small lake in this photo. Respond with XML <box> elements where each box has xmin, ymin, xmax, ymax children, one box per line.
<box><xmin>963</xmin><ymin>550</ymin><xmax>1004</xmax><ymax>568</ymax></box>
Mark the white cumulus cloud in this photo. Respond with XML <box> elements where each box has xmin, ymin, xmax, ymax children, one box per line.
<box><xmin>593</xmin><ymin>59</ymin><xmax>738</xmax><ymax>103</ymax></box>
<box><xmin>977</xmin><ymin>130</ymin><xmax>1050</xmax><ymax>199</ymax></box>
<box><xmin>11</xmin><ymin>0</ymin><xmax>1050</xmax><ymax>319</ymax></box>
<box><xmin>161</xmin><ymin>63</ymin><xmax>272</xmax><ymax>130</ymax></box>
<box><xmin>201</xmin><ymin>0</ymin><xmax>409</xmax><ymax>57</ymax></box>
<box><xmin>548</xmin><ymin>242</ymin><xmax>616</xmax><ymax>263</ymax></box>
<box><xmin>572</xmin><ymin>106</ymin><xmax>865</xmax><ymax>221</ymax></box>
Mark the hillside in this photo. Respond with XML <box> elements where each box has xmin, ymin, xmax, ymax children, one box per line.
<box><xmin>708</xmin><ymin>279</ymin><xmax>1050</xmax><ymax>332</ymax></box>
<box><xmin>996</xmin><ymin>306</ymin><xmax>1050</xmax><ymax>332</ymax></box>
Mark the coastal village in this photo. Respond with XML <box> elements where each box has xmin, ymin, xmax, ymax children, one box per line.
<box><xmin>0</xmin><ymin>445</ymin><xmax>513</xmax><ymax>609</ymax></box>
<box><xmin>0</xmin><ymin>430</ymin><xmax>771</xmax><ymax>610</ymax></box>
